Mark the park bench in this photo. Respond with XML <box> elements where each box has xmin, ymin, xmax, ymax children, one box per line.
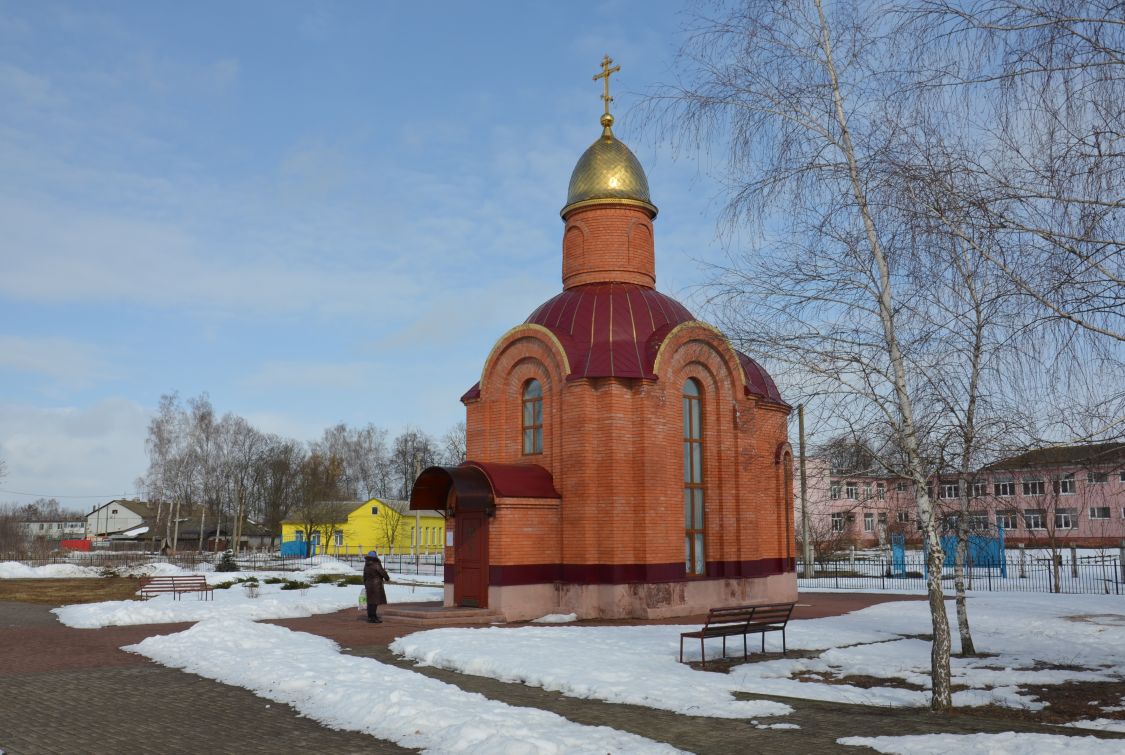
<box><xmin>138</xmin><ymin>575</ymin><xmax>214</xmax><ymax>601</ymax></box>
<box><xmin>679</xmin><ymin>602</ymin><xmax>795</xmax><ymax>667</ymax></box>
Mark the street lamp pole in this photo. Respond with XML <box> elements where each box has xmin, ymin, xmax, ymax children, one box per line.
<box><xmin>799</xmin><ymin>404</ymin><xmax>813</xmax><ymax>578</ymax></box>
<box><xmin>413</xmin><ymin>453</ymin><xmax>422</xmax><ymax>573</ymax></box>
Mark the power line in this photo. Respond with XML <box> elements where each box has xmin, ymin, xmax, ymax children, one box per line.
<box><xmin>0</xmin><ymin>488</ymin><xmax>131</xmax><ymax>499</ymax></box>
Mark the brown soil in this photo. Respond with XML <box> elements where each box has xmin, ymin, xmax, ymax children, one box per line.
<box><xmin>0</xmin><ymin>578</ymin><xmax>143</xmax><ymax>604</ymax></box>
<box><xmin>953</xmin><ymin>680</ymin><xmax>1125</xmax><ymax>726</ymax></box>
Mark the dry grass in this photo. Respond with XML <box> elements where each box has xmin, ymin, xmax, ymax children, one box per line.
<box><xmin>0</xmin><ymin>578</ymin><xmax>143</xmax><ymax>605</ymax></box>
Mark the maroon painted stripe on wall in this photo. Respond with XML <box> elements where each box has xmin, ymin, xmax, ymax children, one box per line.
<box><xmin>486</xmin><ymin>558</ymin><xmax>795</xmax><ymax>587</ymax></box>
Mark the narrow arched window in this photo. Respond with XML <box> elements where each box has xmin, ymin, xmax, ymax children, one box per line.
<box><xmin>522</xmin><ymin>379</ymin><xmax>543</xmax><ymax>454</ymax></box>
<box><xmin>683</xmin><ymin>378</ymin><xmax>705</xmax><ymax>575</ymax></box>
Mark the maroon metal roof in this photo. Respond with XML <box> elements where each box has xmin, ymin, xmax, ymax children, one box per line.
<box><xmin>736</xmin><ymin>351</ymin><xmax>786</xmax><ymax>405</ymax></box>
<box><xmin>461</xmin><ymin>282</ymin><xmax>785</xmax><ymax>405</ymax></box>
<box><xmin>466</xmin><ymin>461</ymin><xmax>561</xmax><ymax>499</ymax></box>
<box><xmin>526</xmin><ymin>282</ymin><xmax>694</xmax><ymax>380</ymax></box>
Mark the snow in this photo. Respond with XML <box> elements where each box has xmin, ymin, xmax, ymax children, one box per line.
<box><xmin>52</xmin><ymin>572</ymin><xmax>441</xmax><ymax>628</ymax></box>
<box><xmin>393</xmin><ymin>593</ymin><xmax>1125</xmax><ymax>717</ymax></box>
<box><xmin>393</xmin><ymin>625</ymin><xmax>793</xmax><ymax>719</ymax></box>
<box><xmin>12</xmin><ymin>563</ymin><xmax>1122</xmax><ymax>748</ymax></box>
<box><xmin>839</xmin><ymin>732</ymin><xmax>1125</xmax><ymax>753</ymax></box>
<box><xmin>1064</xmin><ymin>720</ymin><xmax>1125</xmax><ymax>734</ymax></box>
<box><xmin>530</xmin><ymin>613</ymin><xmax>577</xmax><ymax>624</ymax></box>
<box><xmin>124</xmin><ymin>618</ymin><xmax>684</xmax><ymax>754</ymax></box>
<box><xmin>0</xmin><ymin>561</ymin><xmax>102</xmax><ymax>579</ymax></box>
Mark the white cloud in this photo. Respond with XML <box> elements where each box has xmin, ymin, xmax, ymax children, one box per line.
<box><xmin>0</xmin><ymin>334</ymin><xmax>113</xmax><ymax>389</ymax></box>
<box><xmin>0</xmin><ymin>398</ymin><xmax>150</xmax><ymax>508</ymax></box>
<box><xmin>239</xmin><ymin>360</ymin><xmax>386</xmax><ymax>393</ymax></box>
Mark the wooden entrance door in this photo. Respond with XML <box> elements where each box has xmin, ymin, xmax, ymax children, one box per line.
<box><xmin>454</xmin><ymin>509</ymin><xmax>488</xmax><ymax>607</ymax></box>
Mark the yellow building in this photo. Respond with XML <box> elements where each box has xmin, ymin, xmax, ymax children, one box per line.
<box><xmin>280</xmin><ymin>498</ymin><xmax>446</xmax><ymax>557</ymax></box>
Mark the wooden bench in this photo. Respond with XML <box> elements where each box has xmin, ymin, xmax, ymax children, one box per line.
<box><xmin>138</xmin><ymin>575</ymin><xmax>214</xmax><ymax>601</ymax></box>
<box><xmin>679</xmin><ymin>602</ymin><xmax>794</xmax><ymax>667</ymax></box>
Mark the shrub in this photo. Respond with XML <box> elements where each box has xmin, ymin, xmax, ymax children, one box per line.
<box><xmin>279</xmin><ymin>579</ymin><xmax>310</xmax><ymax>590</ymax></box>
<box><xmin>215</xmin><ymin>550</ymin><xmax>240</xmax><ymax>572</ymax></box>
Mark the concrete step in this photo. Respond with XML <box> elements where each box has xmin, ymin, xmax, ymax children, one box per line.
<box><xmin>381</xmin><ymin>602</ymin><xmax>505</xmax><ymax>627</ymax></box>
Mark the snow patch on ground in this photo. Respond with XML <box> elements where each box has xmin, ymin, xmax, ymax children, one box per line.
<box><xmin>395</xmin><ymin>593</ymin><xmax>1125</xmax><ymax>714</ymax></box>
<box><xmin>839</xmin><ymin>732</ymin><xmax>1125</xmax><ymax>753</ymax></box>
<box><xmin>531</xmin><ymin>613</ymin><xmax>577</xmax><ymax>624</ymax></box>
<box><xmin>53</xmin><ymin>581</ymin><xmax>441</xmax><ymax>628</ymax></box>
<box><xmin>0</xmin><ymin>561</ymin><xmax>101</xmax><ymax>579</ymax></box>
<box><xmin>125</xmin><ymin>619</ymin><xmax>685</xmax><ymax>754</ymax></box>
<box><xmin>1063</xmin><ymin>719</ymin><xmax>1125</xmax><ymax>734</ymax></box>
<box><xmin>392</xmin><ymin>625</ymin><xmax>794</xmax><ymax>719</ymax></box>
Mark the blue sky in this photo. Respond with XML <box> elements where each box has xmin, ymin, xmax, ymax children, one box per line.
<box><xmin>0</xmin><ymin>1</ymin><xmax>738</xmax><ymax>508</ymax></box>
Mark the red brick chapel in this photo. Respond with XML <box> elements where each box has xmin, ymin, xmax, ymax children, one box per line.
<box><xmin>410</xmin><ymin>58</ymin><xmax>796</xmax><ymax>620</ymax></box>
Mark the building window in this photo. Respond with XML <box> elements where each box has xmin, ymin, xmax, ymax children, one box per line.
<box><xmin>845</xmin><ymin>482</ymin><xmax>858</xmax><ymax>500</ymax></box>
<box><xmin>941</xmin><ymin>482</ymin><xmax>959</xmax><ymax>499</ymax></box>
<box><xmin>295</xmin><ymin>531</ymin><xmax>305</xmax><ymax>542</ymax></box>
<box><xmin>1055</xmin><ymin>474</ymin><xmax>1075</xmax><ymax>495</ymax></box>
<box><xmin>896</xmin><ymin>482</ymin><xmax>907</xmax><ymax>492</ymax></box>
<box><xmin>1119</xmin><ymin>471</ymin><xmax>1125</xmax><ymax>482</ymax></box>
<box><xmin>1024</xmin><ymin>509</ymin><xmax>1046</xmax><ymax>530</ymax></box>
<box><xmin>333</xmin><ymin>530</ymin><xmax>343</xmax><ymax>547</ymax></box>
<box><xmin>878</xmin><ymin>512</ymin><xmax>887</xmax><ymax>525</ymax></box>
<box><xmin>371</xmin><ymin>506</ymin><xmax>379</xmax><ymax>515</ymax></box>
<box><xmin>864</xmin><ymin>512</ymin><xmax>874</xmax><ymax>532</ymax></box>
<box><xmin>876</xmin><ymin>482</ymin><xmax>886</xmax><ymax>499</ymax></box>
<box><xmin>1089</xmin><ymin>506</ymin><xmax>1110</xmax><ymax>520</ymax></box>
<box><xmin>994</xmin><ymin>481</ymin><xmax>1016</xmax><ymax>497</ymax></box>
<box><xmin>863</xmin><ymin>484</ymin><xmax>872</xmax><ymax>499</ymax></box>
<box><xmin>897</xmin><ymin>511</ymin><xmax>910</xmax><ymax>524</ymax></box>
<box><xmin>522</xmin><ymin>379</ymin><xmax>543</xmax><ymax>455</ymax></box>
<box><xmin>1087</xmin><ymin>471</ymin><xmax>1108</xmax><ymax>484</ymax></box>
<box><xmin>1022</xmin><ymin>479</ymin><xmax>1045</xmax><ymax>496</ymax></box>
<box><xmin>683</xmin><ymin>379</ymin><xmax>705</xmax><ymax>576</ymax></box>
<box><xmin>996</xmin><ymin>510</ymin><xmax>1018</xmax><ymax>530</ymax></box>
<box><xmin>830</xmin><ymin>482</ymin><xmax>841</xmax><ymax>500</ymax></box>
<box><xmin>972</xmin><ymin>481</ymin><xmax>987</xmax><ymax>498</ymax></box>
<box><xmin>1055</xmin><ymin>509</ymin><xmax>1077</xmax><ymax>529</ymax></box>
<box><xmin>831</xmin><ymin>512</ymin><xmax>845</xmax><ymax>532</ymax></box>
<box><xmin>968</xmin><ymin>512</ymin><xmax>989</xmax><ymax>531</ymax></box>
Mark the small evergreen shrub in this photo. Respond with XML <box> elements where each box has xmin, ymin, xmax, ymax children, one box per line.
<box><xmin>215</xmin><ymin>550</ymin><xmax>240</xmax><ymax>572</ymax></box>
<box><xmin>312</xmin><ymin>573</ymin><xmax>346</xmax><ymax>585</ymax></box>
<box><xmin>278</xmin><ymin>579</ymin><xmax>310</xmax><ymax>590</ymax></box>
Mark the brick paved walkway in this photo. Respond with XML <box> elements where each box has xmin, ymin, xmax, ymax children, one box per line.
<box><xmin>2</xmin><ymin>594</ymin><xmax>1123</xmax><ymax>754</ymax></box>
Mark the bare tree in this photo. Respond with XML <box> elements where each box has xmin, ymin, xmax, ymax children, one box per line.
<box><xmin>391</xmin><ymin>428</ymin><xmax>439</xmax><ymax>500</ymax></box>
<box><xmin>312</xmin><ymin>423</ymin><xmax>392</xmax><ymax>500</ymax></box>
<box><xmin>652</xmin><ymin>0</ymin><xmax>959</xmax><ymax>708</ymax></box>
<box><xmin>441</xmin><ymin>421</ymin><xmax>467</xmax><ymax>466</ymax></box>
<box><xmin>0</xmin><ymin>504</ymin><xmax>26</xmax><ymax>555</ymax></box>
<box><xmin>898</xmin><ymin>1</ymin><xmax>1125</xmax><ymax>344</ymax></box>
<box><xmin>290</xmin><ymin>452</ymin><xmax>350</xmax><ymax>558</ymax></box>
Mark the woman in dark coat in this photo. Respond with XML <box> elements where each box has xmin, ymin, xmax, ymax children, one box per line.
<box><xmin>362</xmin><ymin>551</ymin><xmax>391</xmax><ymax>623</ymax></box>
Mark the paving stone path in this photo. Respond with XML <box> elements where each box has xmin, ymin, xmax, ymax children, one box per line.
<box><xmin>2</xmin><ymin>595</ymin><xmax>1123</xmax><ymax>754</ymax></box>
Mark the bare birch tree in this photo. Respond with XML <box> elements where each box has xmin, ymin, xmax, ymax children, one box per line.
<box><xmin>650</xmin><ymin>0</ymin><xmax>958</xmax><ymax>709</ymax></box>
<box><xmin>898</xmin><ymin>1</ymin><xmax>1125</xmax><ymax>344</ymax></box>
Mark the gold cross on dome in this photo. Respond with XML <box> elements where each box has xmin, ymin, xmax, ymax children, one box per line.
<box><xmin>593</xmin><ymin>54</ymin><xmax>621</xmax><ymax>117</ymax></box>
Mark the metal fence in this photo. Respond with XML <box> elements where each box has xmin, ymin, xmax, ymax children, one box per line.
<box><xmin>797</xmin><ymin>554</ymin><xmax>1124</xmax><ymax>595</ymax></box>
<box><xmin>1</xmin><ymin>550</ymin><xmax>446</xmax><ymax>577</ymax></box>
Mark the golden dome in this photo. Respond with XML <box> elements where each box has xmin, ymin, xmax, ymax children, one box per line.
<box><xmin>562</xmin><ymin>114</ymin><xmax>658</xmax><ymax>219</ymax></box>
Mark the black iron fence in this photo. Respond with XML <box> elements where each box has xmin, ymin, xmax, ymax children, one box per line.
<box><xmin>1</xmin><ymin>550</ymin><xmax>445</xmax><ymax>577</ymax></box>
<box><xmin>797</xmin><ymin>554</ymin><xmax>1123</xmax><ymax>595</ymax></box>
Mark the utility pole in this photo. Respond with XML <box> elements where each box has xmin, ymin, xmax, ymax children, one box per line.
<box><xmin>413</xmin><ymin>453</ymin><xmax>422</xmax><ymax>573</ymax></box>
<box><xmin>799</xmin><ymin>404</ymin><xmax>813</xmax><ymax>578</ymax></box>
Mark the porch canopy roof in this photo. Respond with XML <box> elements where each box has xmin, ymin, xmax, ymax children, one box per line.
<box><xmin>409</xmin><ymin>461</ymin><xmax>560</xmax><ymax>515</ymax></box>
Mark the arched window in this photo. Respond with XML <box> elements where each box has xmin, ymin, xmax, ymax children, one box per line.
<box><xmin>522</xmin><ymin>379</ymin><xmax>543</xmax><ymax>454</ymax></box>
<box><xmin>683</xmin><ymin>378</ymin><xmax>705</xmax><ymax>575</ymax></box>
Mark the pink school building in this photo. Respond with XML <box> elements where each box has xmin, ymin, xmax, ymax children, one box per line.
<box><xmin>798</xmin><ymin>443</ymin><xmax>1125</xmax><ymax>549</ymax></box>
